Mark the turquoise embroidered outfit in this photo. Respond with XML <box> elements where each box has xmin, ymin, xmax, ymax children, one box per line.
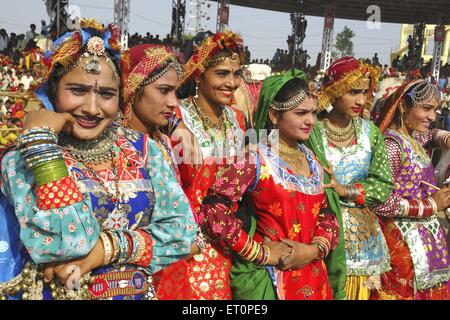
<box><xmin>1</xmin><ymin>127</ymin><xmax>197</xmax><ymax>299</ymax></box>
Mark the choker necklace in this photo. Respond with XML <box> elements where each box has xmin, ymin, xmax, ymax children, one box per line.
<box><xmin>322</xmin><ymin>118</ymin><xmax>355</xmax><ymax>144</ymax></box>
<box><xmin>59</xmin><ymin>126</ymin><xmax>117</xmax><ymax>165</ymax></box>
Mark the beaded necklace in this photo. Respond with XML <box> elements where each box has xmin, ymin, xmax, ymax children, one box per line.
<box><xmin>399</xmin><ymin>127</ymin><xmax>430</xmax><ymax>162</ymax></box>
<box><xmin>60</xmin><ymin>127</ymin><xmax>124</xmax><ymax>207</ymax></box>
<box><xmin>322</xmin><ymin>118</ymin><xmax>356</xmax><ymax>146</ymax></box>
<box><xmin>82</xmin><ymin>148</ymin><xmax>123</xmax><ymax>205</ymax></box>
<box><xmin>59</xmin><ymin>127</ymin><xmax>116</xmax><ymax>165</ymax></box>
<box><xmin>192</xmin><ymin>98</ymin><xmax>227</xmax><ymax>137</ymax></box>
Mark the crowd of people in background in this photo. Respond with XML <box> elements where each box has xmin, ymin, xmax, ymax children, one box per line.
<box><xmin>1</xmin><ymin>22</ymin><xmax>450</xmax><ymax>150</ymax></box>
<box><xmin>0</xmin><ymin>17</ymin><xmax>449</xmax><ymax>302</ymax></box>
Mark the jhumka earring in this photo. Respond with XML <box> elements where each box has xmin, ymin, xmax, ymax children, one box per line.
<box><xmin>194</xmin><ymin>83</ymin><xmax>199</xmax><ymax>99</ymax></box>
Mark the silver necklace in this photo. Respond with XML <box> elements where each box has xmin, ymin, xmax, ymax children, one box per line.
<box><xmin>59</xmin><ymin>126</ymin><xmax>117</xmax><ymax>165</ymax></box>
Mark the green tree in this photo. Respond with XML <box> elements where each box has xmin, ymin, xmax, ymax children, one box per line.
<box><xmin>334</xmin><ymin>26</ymin><xmax>355</xmax><ymax>57</ymax></box>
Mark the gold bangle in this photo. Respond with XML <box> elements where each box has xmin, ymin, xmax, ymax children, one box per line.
<box><xmin>100</xmin><ymin>232</ymin><xmax>113</xmax><ymax>266</ymax></box>
<box><xmin>262</xmin><ymin>245</ymin><xmax>270</xmax><ymax>265</ymax></box>
<box><xmin>104</xmin><ymin>230</ymin><xmax>119</xmax><ymax>263</ymax></box>
<box><xmin>312</xmin><ymin>242</ymin><xmax>325</xmax><ymax>260</ymax></box>
<box><xmin>240</xmin><ymin>237</ymin><xmax>253</xmax><ymax>257</ymax></box>
<box><xmin>237</xmin><ymin>235</ymin><xmax>251</xmax><ymax>256</ymax></box>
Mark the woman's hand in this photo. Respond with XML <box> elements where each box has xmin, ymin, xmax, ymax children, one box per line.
<box><xmin>277</xmin><ymin>239</ymin><xmax>319</xmax><ymax>271</ymax></box>
<box><xmin>43</xmin><ymin>238</ymin><xmax>104</xmax><ymax>288</ymax></box>
<box><xmin>431</xmin><ymin>186</ymin><xmax>450</xmax><ymax>212</ymax></box>
<box><xmin>184</xmin><ymin>243</ymin><xmax>201</xmax><ymax>260</ymax></box>
<box><xmin>322</xmin><ymin>165</ymin><xmax>347</xmax><ymax>198</ymax></box>
<box><xmin>263</xmin><ymin>237</ymin><xmax>293</xmax><ymax>266</ymax></box>
<box><xmin>171</xmin><ymin>121</ymin><xmax>203</xmax><ymax>166</ymax></box>
<box><xmin>23</xmin><ymin>109</ymin><xmax>75</xmax><ymax>134</ymax></box>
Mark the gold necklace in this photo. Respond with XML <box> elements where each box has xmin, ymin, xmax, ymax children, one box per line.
<box><xmin>399</xmin><ymin>127</ymin><xmax>429</xmax><ymax>161</ymax></box>
<box><xmin>192</xmin><ymin>98</ymin><xmax>227</xmax><ymax>134</ymax></box>
<box><xmin>322</xmin><ymin>118</ymin><xmax>356</xmax><ymax>145</ymax></box>
<box><xmin>322</xmin><ymin>118</ymin><xmax>354</xmax><ymax>140</ymax></box>
<box><xmin>278</xmin><ymin>143</ymin><xmax>305</xmax><ymax>174</ymax></box>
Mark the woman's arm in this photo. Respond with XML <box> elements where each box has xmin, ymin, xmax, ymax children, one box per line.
<box><xmin>312</xmin><ymin>200</ymin><xmax>340</xmax><ymax>258</ymax></box>
<box><xmin>1</xmin><ymin>150</ymin><xmax>101</xmax><ymax>264</ymax></box>
<box><xmin>198</xmin><ymin>152</ymin><xmax>258</xmax><ymax>253</ymax></box>
<box><xmin>413</xmin><ymin>128</ymin><xmax>450</xmax><ymax>149</ymax></box>
<box><xmin>372</xmin><ymin>138</ymin><xmax>437</xmax><ymax>218</ymax></box>
<box><xmin>350</xmin><ymin>123</ymin><xmax>395</xmax><ymax>206</ymax></box>
<box><xmin>135</xmin><ymin>138</ymin><xmax>198</xmax><ymax>274</ymax></box>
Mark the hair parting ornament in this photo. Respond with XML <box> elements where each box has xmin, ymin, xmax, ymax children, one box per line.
<box><xmin>53</xmin><ymin>36</ymin><xmax>121</xmax><ymax>85</ymax></box>
<box><xmin>182</xmin><ymin>30</ymin><xmax>245</xmax><ymax>83</ymax></box>
<box><xmin>271</xmin><ymin>82</ymin><xmax>319</xmax><ymax>112</ymax></box>
<box><xmin>405</xmin><ymin>80</ymin><xmax>439</xmax><ymax>107</ymax></box>
<box><xmin>141</xmin><ymin>58</ymin><xmax>183</xmax><ymax>87</ymax></box>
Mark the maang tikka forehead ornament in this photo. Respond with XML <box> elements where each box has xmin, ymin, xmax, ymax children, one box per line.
<box><xmin>83</xmin><ymin>36</ymin><xmax>106</xmax><ymax>74</ymax></box>
<box><xmin>54</xmin><ymin>36</ymin><xmax>121</xmax><ymax>85</ymax></box>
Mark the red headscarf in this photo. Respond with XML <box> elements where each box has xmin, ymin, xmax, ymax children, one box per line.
<box><xmin>319</xmin><ymin>56</ymin><xmax>380</xmax><ymax>116</ymax></box>
<box><xmin>121</xmin><ymin>44</ymin><xmax>183</xmax><ymax>122</ymax></box>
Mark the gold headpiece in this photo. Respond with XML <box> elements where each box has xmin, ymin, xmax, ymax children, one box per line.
<box><xmin>54</xmin><ymin>36</ymin><xmax>120</xmax><ymax>85</ymax></box>
<box><xmin>271</xmin><ymin>82</ymin><xmax>318</xmax><ymax>111</ymax></box>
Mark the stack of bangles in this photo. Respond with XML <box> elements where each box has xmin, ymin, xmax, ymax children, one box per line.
<box><xmin>344</xmin><ymin>184</ymin><xmax>360</xmax><ymax>202</ymax></box>
<box><xmin>17</xmin><ymin>127</ymin><xmax>68</xmax><ymax>187</ymax></box>
<box><xmin>399</xmin><ymin>197</ymin><xmax>438</xmax><ymax>218</ymax></box>
<box><xmin>237</xmin><ymin>236</ymin><xmax>270</xmax><ymax>266</ymax></box>
<box><xmin>311</xmin><ymin>239</ymin><xmax>328</xmax><ymax>260</ymax></box>
<box><xmin>100</xmin><ymin>229</ymin><xmax>152</xmax><ymax>267</ymax></box>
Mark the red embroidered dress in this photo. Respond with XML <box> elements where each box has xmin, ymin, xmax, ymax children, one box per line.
<box><xmin>199</xmin><ymin>144</ymin><xmax>339</xmax><ymax>300</ymax></box>
<box><xmin>154</xmin><ymin>101</ymin><xmax>247</xmax><ymax>300</ymax></box>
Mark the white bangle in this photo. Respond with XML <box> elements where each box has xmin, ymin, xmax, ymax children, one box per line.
<box><xmin>100</xmin><ymin>232</ymin><xmax>113</xmax><ymax>266</ymax></box>
<box><xmin>427</xmin><ymin>197</ymin><xmax>438</xmax><ymax>215</ymax></box>
<box><xmin>417</xmin><ymin>200</ymin><xmax>424</xmax><ymax>218</ymax></box>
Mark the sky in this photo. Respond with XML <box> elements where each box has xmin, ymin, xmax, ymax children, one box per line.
<box><xmin>0</xmin><ymin>0</ymin><xmax>403</xmax><ymax>65</ymax></box>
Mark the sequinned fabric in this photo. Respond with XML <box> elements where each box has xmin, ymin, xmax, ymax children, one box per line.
<box><xmin>374</xmin><ymin>128</ymin><xmax>450</xmax><ymax>299</ymax></box>
<box><xmin>318</xmin><ymin>117</ymin><xmax>392</xmax><ymax>277</ymax></box>
<box><xmin>200</xmin><ymin>145</ymin><xmax>339</xmax><ymax>300</ymax></box>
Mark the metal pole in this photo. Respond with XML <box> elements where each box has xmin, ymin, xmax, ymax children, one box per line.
<box><xmin>216</xmin><ymin>0</ymin><xmax>230</xmax><ymax>33</ymax></box>
<box><xmin>57</xmin><ymin>0</ymin><xmax>61</xmax><ymax>36</ymax></box>
<box><xmin>432</xmin><ymin>25</ymin><xmax>445</xmax><ymax>81</ymax></box>
<box><xmin>320</xmin><ymin>3</ymin><xmax>335</xmax><ymax>71</ymax></box>
<box><xmin>114</xmin><ymin>0</ymin><xmax>130</xmax><ymax>49</ymax></box>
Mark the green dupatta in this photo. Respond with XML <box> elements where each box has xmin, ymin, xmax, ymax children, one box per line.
<box><xmin>307</xmin><ymin>124</ymin><xmax>347</xmax><ymax>300</ymax></box>
<box><xmin>230</xmin><ymin>203</ymin><xmax>277</xmax><ymax>300</ymax></box>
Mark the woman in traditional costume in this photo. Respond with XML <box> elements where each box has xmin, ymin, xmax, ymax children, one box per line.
<box><xmin>147</xmin><ymin>30</ymin><xmax>250</xmax><ymax>300</ymax></box>
<box><xmin>307</xmin><ymin>56</ymin><xmax>394</xmax><ymax>300</ymax></box>
<box><xmin>198</xmin><ymin>69</ymin><xmax>339</xmax><ymax>300</ymax></box>
<box><xmin>0</xmin><ymin>20</ymin><xmax>196</xmax><ymax>300</ymax></box>
<box><xmin>120</xmin><ymin>44</ymin><xmax>208</xmax><ymax>298</ymax></box>
<box><xmin>373</xmin><ymin>80</ymin><xmax>450</xmax><ymax>300</ymax></box>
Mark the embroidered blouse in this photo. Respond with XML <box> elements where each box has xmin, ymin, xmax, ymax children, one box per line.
<box><xmin>1</xmin><ymin>127</ymin><xmax>197</xmax><ymax>274</ymax></box>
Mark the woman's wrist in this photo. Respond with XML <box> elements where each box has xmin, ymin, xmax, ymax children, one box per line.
<box><xmin>310</xmin><ymin>244</ymin><xmax>320</xmax><ymax>260</ymax></box>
